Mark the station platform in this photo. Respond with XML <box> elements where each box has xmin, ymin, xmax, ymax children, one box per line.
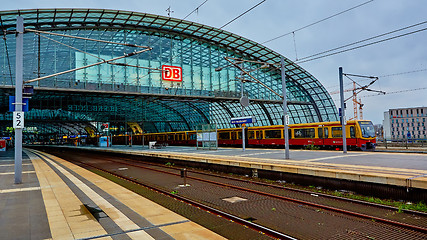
<box><xmin>0</xmin><ymin>149</ymin><xmax>226</xmax><ymax>240</ymax></box>
<box><xmin>50</xmin><ymin>145</ymin><xmax>427</xmax><ymax>191</ymax></box>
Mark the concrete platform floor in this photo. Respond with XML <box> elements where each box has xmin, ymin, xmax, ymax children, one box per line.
<box><xmin>0</xmin><ymin>149</ymin><xmax>226</xmax><ymax>240</ymax></box>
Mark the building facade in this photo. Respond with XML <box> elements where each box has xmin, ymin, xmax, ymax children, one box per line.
<box><xmin>1</xmin><ymin>9</ymin><xmax>339</xmax><ymax>139</ymax></box>
<box><xmin>383</xmin><ymin>107</ymin><xmax>427</xmax><ymax>140</ymax></box>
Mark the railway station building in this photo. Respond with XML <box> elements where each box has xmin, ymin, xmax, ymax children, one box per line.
<box><xmin>0</xmin><ymin>9</ymin><xmax>338</xmax><ymax>141</ymax></box>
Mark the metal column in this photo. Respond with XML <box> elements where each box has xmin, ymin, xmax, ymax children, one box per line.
<box><xmin>14</xmin><ymin>16</ymin><xmax>24</xmax><ymax>184</ymax></box>
<box><xmin>281</xmin><ymin>57</ymin><xmax>290</xmax><ymax>159</ymax></box>
<box><xmin>339</xmin><ymin>67</ymin><xmax>347</xmax><ymax>153</ymax></box>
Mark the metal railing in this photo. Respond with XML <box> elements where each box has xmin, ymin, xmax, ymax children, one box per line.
<box><xmin>377</xmin><ymin>138</ymin><xmax>427</xmax><ymax>149</ymax></box>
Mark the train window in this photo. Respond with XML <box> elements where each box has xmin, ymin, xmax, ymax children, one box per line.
<box><xmin>318</xmin><ymin>128</ymin><xmax>323</xmax><ymax>138</ymax></box>
<box><xmin>265</xmin><ymin>130</ymin><xmax>281</xmax><ymax>139</ymax></box>
<box><xmin>248</xmin><ymin>131</ymin><xmax>255</xmax><ymax>139</ymax></box>
<box><xmin>331</xmin><ymin>127</ymin><xmax>342</xmax><ymax>138</ymax></box>
<box><xmin>219</xmin><ymin>132</ymin><xmax>230</xmax><ymax>140</ymax></box>
<box><xmin>324</xmin><ymin>128</ymin><xmax>329</xmax><ymax>138</ymax></box>
<box><xmin>237</xmin><ymin>131</ymin><xmax>242</xmax><ymax>139</ymax></box>
<box><xmin>168</xmin><ymin>135</ymin><xmax>174</xmax><ymax>140</ymax></box>
<box><xmin>350</xmin><ymin>126</ymin><xmax>355</xmax><ymax>138</ymax></box>
<box><xmin>294</xmin><ymin>128</ymin><xmax>315</xmax><ymax>138</ymax></box>
<box><xmin>189</xmin><ymin>133</ymin><xmax>196</xmax><ymax>140</ymax></box>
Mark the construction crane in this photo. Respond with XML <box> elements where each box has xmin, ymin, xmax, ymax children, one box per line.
<box><xmin>329</xmin><ymin>75</ymin><xmax>385</xmax><ymax>120</ymax></box>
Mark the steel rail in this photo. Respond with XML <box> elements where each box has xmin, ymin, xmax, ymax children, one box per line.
<box><xmin>111</xmin><ymin>153</ymin><xmax>426</xmax><ymax>217</ymax></box>
<box><xmin>97</xmin><ymin>156</ymin><xmax>427</xmax><ymax>234</ymax></box>
<box><xmin>73</xmin><ymin>158</ymin><xmax>296</xmax><ymax>240</ymax></box>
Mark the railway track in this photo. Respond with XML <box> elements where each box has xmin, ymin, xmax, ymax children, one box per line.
<box><xmin>40</xmin><ymin>149</ymin><xmax>427</xmax><ymax>239</ymax></box>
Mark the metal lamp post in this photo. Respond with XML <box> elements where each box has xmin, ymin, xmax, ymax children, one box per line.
<box><xmin>339</xmin><ymin>67</ymin><xmax>347</xmax><ymax>153</ymax></box>
<box><xmin>14</xmin><ymin>16</ymin><xmax>24</xmax><ymax>184</ymax></box>
<box><xmin>281</xmin><ymin>57</ymin><xmax>290</xmax><ymax>159</ymax></box>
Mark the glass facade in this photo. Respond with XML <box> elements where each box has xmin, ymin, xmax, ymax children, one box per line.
<box><xmin>0</xmin><ymin>9</ymin><xmax>338</xmax><ymax>137</ymax></box>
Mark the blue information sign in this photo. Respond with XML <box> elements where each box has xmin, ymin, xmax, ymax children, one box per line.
<box><xmin>230</xmin><ymin>116</ymin><xmax>255</xmax><ymax>124</ymax></box>
<box><xmin>9</xmin><ymin>96</ymin><xmax>29</xmax><ymax>112</ymax></box>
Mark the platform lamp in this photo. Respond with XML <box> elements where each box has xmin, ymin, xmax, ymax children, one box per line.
<box><xmin>215</xmin><ymin>56</ymin><xmax>290</xmax><ymax>159</ymax></box>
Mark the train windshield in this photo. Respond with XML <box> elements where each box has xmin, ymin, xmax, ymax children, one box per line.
<box><xmin>358</xmin><ymin>121</ymin><xmax>375</xmax><ymax>138</ymax></box>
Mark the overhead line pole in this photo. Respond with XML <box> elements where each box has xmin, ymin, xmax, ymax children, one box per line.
<box><xmin>339</xmin><ymin>67</ymin><xmax>347</xmax><ymax>153</ymax></box>
<box><xmin>14</xmin><ymin>16</ymin><xmax>24</xmax><ymax>184</ymax></box>
<box><xmin>281</xmin><ymin>57</ymin><xmax>290</xmax><ymax>159</ymax></box>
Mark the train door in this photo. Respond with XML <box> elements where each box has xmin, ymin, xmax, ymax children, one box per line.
<box><xmin>323</xmin><ymin>127</ymin><xmax>331</xmax><ymax>146</ymax></box>
<box><xmin>317</xmin><ymin>127</ymin><xmax>324</xmax><ymax>146</ymax></box>
<box><xmin>348</xmin><ymin>125</ymin><xmax>356</xmax><ymax>149</ymax></box>
<box><xmin>245</xmin><ymin>128</ymin><xmax>249</xmax><ymax>146</ymax></box>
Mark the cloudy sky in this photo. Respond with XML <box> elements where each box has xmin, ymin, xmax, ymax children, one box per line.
<box><xmin>3</xmin><ymin>0</ymin><xmax>426</xmax><ymax>124</ymax></box>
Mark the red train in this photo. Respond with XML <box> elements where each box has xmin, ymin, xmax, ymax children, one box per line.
<box><xmin>111</xmin><ymin>120</ymin><xmax>376</xmax><ymax>151</ymax></box>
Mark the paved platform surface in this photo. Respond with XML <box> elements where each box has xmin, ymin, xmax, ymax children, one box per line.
<box><xmin>0</xmin><ymin>149</ymin><xmax>225</xmax><ymax>240</ymax></box>
<box><xmin>56</xmin><ymin>145</ymin><xmax>427</xmax><ymax>190</ymax></box>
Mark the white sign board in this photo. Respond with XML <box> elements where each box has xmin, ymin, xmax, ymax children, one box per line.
<box><xmin>197</xmin><ymin>132</ymin><xmax>217</xmax><ymax>141</ymax></box>
<box><xmin>13</xmin><ymin>112</ymin><xmax>24</xmax><ymax>129</ymax></box>
<box><xmin>285</xmin><ymin>114</ymin><xmax>290</xmax><ymax>125</ymax></box>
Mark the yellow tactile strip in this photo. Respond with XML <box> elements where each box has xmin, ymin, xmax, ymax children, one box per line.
<box><xmin>27</xmin><ymin>150</ymin><xmax>110</xmax><ymax>240</ymax></box>
<box><xmin>29</xmin><ymin>149</ymin><xmax>226</xmax><ymax>240</ymax></box>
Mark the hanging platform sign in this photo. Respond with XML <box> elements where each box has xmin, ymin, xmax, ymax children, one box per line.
<box><xmin>162</xmin><ymin>65</ymin><xmax>182</xmax><ymax>82</ymax></box>
<box><xmin>230</xmin><ymin>116</ymin><xmax>256</xmax><ymax>124</ymax></box>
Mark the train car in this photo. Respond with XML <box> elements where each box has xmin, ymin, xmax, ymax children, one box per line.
<box><xmin>110</xmin><ymin>120</ymin><xmax>376</xmax><ymax>151</ymax></box>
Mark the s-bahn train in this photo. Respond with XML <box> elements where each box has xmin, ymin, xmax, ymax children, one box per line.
<box><xmin>111</xmin><ymin>120</ymin><xmax>377</xmax><ymax>151</ymax></box>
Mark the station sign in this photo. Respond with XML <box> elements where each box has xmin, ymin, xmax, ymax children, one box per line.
<box><xmin>13</xmin><ymin>112</ymin><xmax>24</xmax><ymax>129</ymax></box>
<box><xmin>230</xmin><ymin>116</ymin><xmax>256</xmax><ymax>125</ymax></box>
<box><xmin>162</xmin><ymin>65</ymin><xmax>182</xmax><ymax>82</ymax></box>
<box><xmin>9</xmin><ymin>96</ymin><xmax>29</xmax><ymax>112</ymax></box>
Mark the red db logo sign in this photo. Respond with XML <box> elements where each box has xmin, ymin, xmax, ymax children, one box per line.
<box><xmin>162</xmin><ymin>65</ymin><xmax>182</xmax><ymax>82</ymax></box>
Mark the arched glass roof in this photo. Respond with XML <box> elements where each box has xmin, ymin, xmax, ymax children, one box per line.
<box><xmin>0</xmin><ymin>9</ymin><xmax>338</xmax><ymax>136</ymax></box>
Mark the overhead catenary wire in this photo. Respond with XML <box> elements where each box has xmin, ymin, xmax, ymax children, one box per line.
<box><xmin>220</xmin><ymin>0</ymin><xmax>266</xmax><ymax>29</ymax></box>
<box><xmin>379</xmin><ymin>68</ymin><xmax>427</xmax><ymax>78</ymax></box>
<box><xmin>262</xmin><ymin>0</ymin><xmax>374</xmax><ymax>44</ymax></box>
<box><xmin>362</xmin><ymin>86</ymin><xmax>427</xmax><ymax>98</ymax></box>
<box><xmin>297</xmin><ymin>20</ymin><xmax>427</xmax><ymax>62</ymax></box>
<box><xmin>183</xmin><ymin>0</ymin><xmax>209</xmax><ymax>20</ymax></box>
<box><xmin>296</xmin><ymin>26</ymin><xmax>427</xmax><ymax>64</ymax></box>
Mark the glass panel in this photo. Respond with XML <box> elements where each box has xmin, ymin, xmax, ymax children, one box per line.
<box><xmin>331</xmin><ymin>127</ymin><xmax>342</xmax><ymax>138</ymax></box>
<box><xmin>248</xmin><ymin>131</ymin><xmax>255</xmax><ymax>139</ymax></box>
<box><xmin>294</xmin><ymin>128</ymin><xmax>315</xmax><ymax>138</ymax></box>
<box><xmin>219</xmin><ymin>132</ymin><xmax>230</xmax><ymax>140</ymax></box>
<box><xmin>324</xmin><ymin>128</ymin><xmax>329</xmax><ymax>138</ymax></box>
<box><xmin>318</xmin><ymin>128</ymin><xmax>323</xmax><ymax>138</ymax></box>
<box><xmin>358</xmin><ymin>121</ymin><xmax>375</xmax><ymax>138</ymax></box>
<box><xmin>265</xmin><ymin>130</ymin><xmax>281</xmax><ymax>139</ymax></box>
<box><xmin>350</xmin><ymin>126</ymin><xmax>355</xmax><ymax>138</ymax></box>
